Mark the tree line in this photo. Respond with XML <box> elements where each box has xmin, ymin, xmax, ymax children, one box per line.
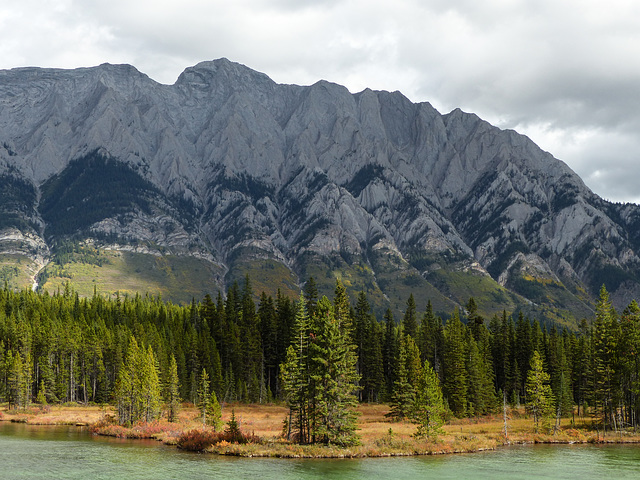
<box><xmin>0</xmin><ymin>278</ymin><xmax>638</xmax><ymax>439</ymax></box>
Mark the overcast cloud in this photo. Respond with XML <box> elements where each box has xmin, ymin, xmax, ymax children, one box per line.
<box><xmin>2</xmin><ymin>0</ymin><xmax>640</xmax><ymax>203</ymax></box>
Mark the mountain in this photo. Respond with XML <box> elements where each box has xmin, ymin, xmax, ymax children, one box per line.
<box><xmin>1</xmin><ymin>58</ymin><xmax>639</xmax><ymax>326</ymax></box>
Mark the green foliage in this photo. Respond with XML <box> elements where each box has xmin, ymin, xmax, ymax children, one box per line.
<box><xmin>166</xmin><ymin>355</ymin><xmax>181</xmax><ymax>423</ymax></box>
<box><xmin>525</xmin><ymin>351</ymin><xmax>554</xmax><ymax>433</ymax></box>
<box><xmin>115</xmin><ymin>337</ymin><xmax>162</xmax><ymax>425</ymax></box>
<box><xmin>344</xmin><ymin>164</ymin><xmax>384</xmax><ymax>197</ymax></box>
<box><xmin>386</xmin><ymin>335</ymin><xmax>416</xmax><ymax>421</ymax></box>
<box><xmin>280</xmin><ymin>291</ymin><xmax>360</xmax><ymax>446</ymax></box>
<box><xmin>40</xmin><ymin>151</ymin><xmax>161</xmax><ymax>237</ymax></box>
<box><xmin>411</xmin><ymin>360</ymin><xmax>445</xmax><ymax>441</ymax></box>
<box><xmin>443</xmin><ymin>309</ymin><xmax>468</xmax><ymax>417</ymax></box>
<box><xmin>3</xmin><ymin>275</ymin><xmax>640</xmax><ymax>442</ymax></box>
<box><xmin>40</xmin><ymin>249</ymin><xmax>225</xmax><ymax>305</ymax></box>
<box><xmin>0</xmin><ymin>173</ymin><xmax>37</xmax><ymax>231</ymax></box>
<box><xmin>205</xmin><ymin>391</ymin><xmax>223</xmax><ymax>430</ymax></box>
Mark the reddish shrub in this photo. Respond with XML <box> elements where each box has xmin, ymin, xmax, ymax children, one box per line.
<box><xmin>176</xmin><ymin>428</ymin><xmax>261</xmax><ymax>452</ymax></box>
<box><xmin>177</xmin><ymin>429</ymin><xmax>225</xmax><ymax>451</ymax></box>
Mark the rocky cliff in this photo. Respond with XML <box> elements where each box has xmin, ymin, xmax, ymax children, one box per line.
<box><xmin>1</xmin><ymin>59</ymin><xmax>638</xmax><ymax>325</ymax></box>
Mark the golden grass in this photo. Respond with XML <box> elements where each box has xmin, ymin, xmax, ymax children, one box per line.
<box><xmin>3</xmin><ymin>402</ymin><xmax>640</xmax><ymax>457</ymax></box>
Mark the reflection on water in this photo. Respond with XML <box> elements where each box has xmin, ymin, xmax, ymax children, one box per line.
<box><xmin>1</xmin><ymin>422</ymin><xmax>640</xmax><ymax>480</ymax></box>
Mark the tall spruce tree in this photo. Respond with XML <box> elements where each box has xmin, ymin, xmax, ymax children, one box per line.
<box><xmin>280</xmin><ymin>295</ymin><xmax>311</xmax><ymax>443</ymax></box>
<box><xmin>115</xmin><ymin>337</ymin><xmax>161</xmax><ymax>425</ymax></box>
<box><xmin>592</xmin><ymin>285</ymin><xmax>617</xmax><ymax>431</ymax></box>
<box><xmin>443</xmin><ymin>309</ymin><xmax>468</xmax><ymax>417</ymax></box>
<box><xmin>386</xmin><ymin>334</ymin><xmax>415</xmax><ymax>421</ymax></box>
<box><xmin>166</xmin><ymin>354</ymin><xmax>181</xmax><ymax>423</ymax></box>
<box><xmin>411</xmin><ymin>360</ymin><xmax>445</xmax><ymax>441</ymax></box>
<box><xmin>525</xmin><ymin>350</ymin><xmax>553</xmax><ymax>433</ymax></box>
<box><xmin>383</xmin><ymin>308</ymin><xmax>397</xmax><ymax>399</ymax></box>
<box><xmin>403</xmin><ymin>294</ymin><xmax>418</xmax><ymax>340</ymax></box>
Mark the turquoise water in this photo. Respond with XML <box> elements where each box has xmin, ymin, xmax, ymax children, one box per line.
<box><xmin>1</xmin><ymin>422</ymin><xmax>640</xmax><ymax>479</ymax></box>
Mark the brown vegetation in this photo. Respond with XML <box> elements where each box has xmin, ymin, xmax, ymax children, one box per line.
<box><xmin>2</xmin><ymin>402</ymin><xmax>640</xmax><ymax>457</ymax></box>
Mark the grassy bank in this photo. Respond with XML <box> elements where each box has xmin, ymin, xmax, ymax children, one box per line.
<box><xmin>1</xmin><ymin>403</ymin><xmax>639</xmax><ymax>457</ymax></box>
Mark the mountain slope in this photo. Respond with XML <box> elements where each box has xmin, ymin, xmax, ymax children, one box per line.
<box><xmin>0</xmin><ymin>59</ymin><xmax>638</xmax><ymax>325</ymax></box>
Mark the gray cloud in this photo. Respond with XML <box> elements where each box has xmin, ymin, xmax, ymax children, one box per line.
<box><xmin>1</xmin><ymin>0</ymin><xmax>640</xmax><ymax>203</ymax></box>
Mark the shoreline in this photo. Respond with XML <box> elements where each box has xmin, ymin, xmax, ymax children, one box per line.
<box><xmin>2</xmin><ymin>404</ymin><xmax>640</xmax><ymax>458</ymax></box>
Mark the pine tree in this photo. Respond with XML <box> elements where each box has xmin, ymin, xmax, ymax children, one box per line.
<box><xmin>411</xmin><ymin>360</ymin><xmax>445</xmax><ymax>441</ymax></box>
<box><xmin>466</xmin><ymin>332</ymin><xmax>496</xmax><ymax>416</ymax></box>
<box><xmin>333</xmin><ymin>280</ymin><xmax>353</xmax><ymax>335</ymax></box>
<box><xmin>382</xmin><ymin>308</ymin><xmax>397</xmax><ymax>399</ymax></box>
<box><xmin>386</xmin><ymin>335</ymin><xmax>415</xmax><ymax>421</ymax></box>
<box><xmin>280</xmin><ymin>296</ymin><xmax>310</xmax><ymax>443</ymax></box>
<box><xmin>525</xmin><ymin>351</ymin><xmax>553</xmax><ymax>433</ymax></box>
<box><xmin>140</xmin><ymin>346</ymin><xmax>162</xmax><ymax>423</ymax></box>
<box><xmin>115</xmin><ymin>337</ymin><xmax>161</xmax><ymax>425</ymax></box>
<box><xmin>365</xmin><ymin>317</ymin><xmax>385</xmax><ymax>402</ymax></box>
<box><xmin>592</xmin><ymin>285</ymin><xmax>617</xmax><ymax>431</ymax></box>
<box><xmin>303</xmin><ymin>277</ymin><xmax>319</xmax><ymax>319</ymax></box>
<box><xmin>418</xmin><ymin>300</ymin><xmax>443</xmax><ymax>375</ymax></box>
<box><xmin>166</xmin><ymin>355</ymin><xmax>181</xmax><ymax>423</ymax></box>
<box><xmin>443</xmin><ymin>309</ymin><xmax>468</xmax><ymax>417</ymax></box>
<box><xmin>36</xmin><ymin>379</ymin><xmax>47</xmax><ymax>405</ymax></box>
<box><xmin>205</xmin><ymin>390</ymin><xmax>223</xmax><ymax>430</ymax></box>
<box><xmin>403</xmin><ymin>294</ymin><xmax>418</xmax><ymax>340</ymax></box>
<box><xmin>198</xmin><ymin>368</ymin><xmax>211</xmax><ymax>426</ymax></box>
<box><xmin>550</xmin><ymin>333</ymin><xmax>573</xmax><ymax>430</ymax></box>
<box><xmin>353</xmin><ymin>291</ymin><xmax>371</xmax><ymax>401</ymax></box>
<box><xmin>309</xmin><ymin>296</ymin><xmax>360</xmax><ymax>446</ymax></box>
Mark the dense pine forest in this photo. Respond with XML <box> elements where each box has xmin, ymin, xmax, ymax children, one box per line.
<box><xmin>0</xmin><ymin>277</ymin><xmax>638</xmax><ymax>442</ymax></box>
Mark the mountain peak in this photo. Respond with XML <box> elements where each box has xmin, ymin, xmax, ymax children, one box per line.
<box><xmin>175</xmin><ymin>58</ymin><xmax>275</xmax><ymax>89</ymax></box>
<box><xmin>1</xmin><ymin>58</ymin><xmax>639</xmax><ymax>324</ymax></box>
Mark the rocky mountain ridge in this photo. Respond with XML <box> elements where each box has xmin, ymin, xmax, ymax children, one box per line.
<box><xmin>1</xmin><ymin>58</ymin><xmax>638</xmax><ymax>325</ymax></box>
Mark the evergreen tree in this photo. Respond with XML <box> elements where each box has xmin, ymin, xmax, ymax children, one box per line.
<box><xmin>466</xmin><ymin>332</ymin><xmax>496</xmax><ymax>416</ymax></box>
<box><xmin>166</xmin><ymin>355</ymin><xmax>181</xmax><ymax>423</ymax></box>
<box><xmin>353</xmin><ymin>291</ymin><xmax>383</xmax><ymax>402</ymax></box>
<box><xmin>525</xmin><ymin>351</ymin><xmax>553</xmax><ymax>433</ymax></box>
<box><xmin>403</xmin><ymin>294</ymin><xmax>418</xmax><ymax>340</ymax></box>
<box><xmin>140</xmin><ymin>346</ymin><xmax>162</xmax><ymax>423</ymax></box>
<box><xmin>303</xmin><ymin>277</ymin><xmax>318</xmax><ymax>319</ymax></box>
<box><xmin>115</xmin><ymin>337</ymin><xmax>161</xmax><ymax>425</ymax></box>
<box><xmin>309</xmin><ymin>297</ymin><xmax>360</xmax><ymax>446</ymax></box>
<box><xmin>333</xmin><ymin>280</ymin><xmax>353</xmax><ymax>335</ymax></box>
<box><xmin>198</xmin><ymin>368</ymin><xmax>211</xmax><ymax>426</ymax></box>
<box><xmin>411</xmin><ymin>360</ymin><xmax>445</xmax><ymax>441</ymax></box>
<box><xmin>592</xmin><ymin>285</ymin><xmax>617</xmax><ymax>430</ymax></box>
<box><xmin>382</xmin><ymin>308</ymin><xmax>397</xmax><ymax>399</ymax></box>
<box><xmin>550</xmin><ymin>332</ymin><xmax>573</xmax><ymax>428</ymax></box>
<box><xmin>365</xmin><ymin>317</ymin><xmax>385</xmax><ymax>402</ymax></box>
<box><xmin>205</xmin><ymin>390</ymin><xmax>223</xmax><ymax>430</ymax></box>
<box><xmin>386</xmin><ymin>334</ymin><xmax>415</xmax><ymax>420</ymax></box>
<box><xmin>36</xmin><ymin>379</ymin><xmax>47</xmax><ymax>405</ymax></box>
<box><xmin>418</xmin><ymin>300</ymin><xmax>443</xmax><ymax>376</ymax></box>
<box><xmin>443</xmin><ymin>309</ymin><xmax>468</xmax><ymax>417</ymax></box>
<box><xmin>280</xmin><ymin>296</ymin><xmax>310</xmax><ymax>443</ymax></box>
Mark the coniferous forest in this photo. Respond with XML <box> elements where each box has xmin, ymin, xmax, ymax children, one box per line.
<box><xmin>0</xmin><ymin>276</ymin><xmax>639</xmax><ymax>444</ymax></box>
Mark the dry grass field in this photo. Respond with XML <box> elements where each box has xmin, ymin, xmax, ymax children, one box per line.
<box><xmin>2</xmin><ymin>402</ymin><xmax>639</xmax><ymax>457</ymax></box>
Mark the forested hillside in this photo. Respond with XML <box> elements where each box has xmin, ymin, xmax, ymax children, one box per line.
<box><xmin>0</xmin><ymin>278</ymin><xmax>636</xmax><ymax>436</ymax></box>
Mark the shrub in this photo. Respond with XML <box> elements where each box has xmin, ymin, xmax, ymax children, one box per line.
<box><xmin>177</xmin><ymin>429</ymin><xmax>225</xmax><ymax>451</ymax></box>
<box><xmin>176</xmin><ymin>426</ymin><xmax>261</xmax><ymax>452</ymax></box>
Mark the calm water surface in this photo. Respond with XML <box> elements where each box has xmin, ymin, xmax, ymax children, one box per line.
<box><xmin>1</xmin><ymin>422</ymin><xmax>640</xmax><ymax>479</ymax></box>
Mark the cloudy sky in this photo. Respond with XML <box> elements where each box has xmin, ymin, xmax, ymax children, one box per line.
<box><xmin>2</xmin><ymin>0</ymin><xmax>640</xmax><ymax>203</ymax></box>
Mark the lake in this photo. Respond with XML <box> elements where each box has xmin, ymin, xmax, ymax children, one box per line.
<box><xmin>1</xmin><ymin>422</ymin><xmax>640</xmax><ymax>479</ymax></box>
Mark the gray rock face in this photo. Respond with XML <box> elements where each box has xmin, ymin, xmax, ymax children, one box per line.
<box><xmin>1</xmin><ymin>58</ymin><xmax>639</xmax><ymax>315</ymax></box>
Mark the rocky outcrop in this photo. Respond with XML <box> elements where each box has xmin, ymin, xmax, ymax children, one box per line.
<box><xmin>0</xmin><ymin>58</ymin><xmax>638</xmax><ymax>319</ymax></box>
